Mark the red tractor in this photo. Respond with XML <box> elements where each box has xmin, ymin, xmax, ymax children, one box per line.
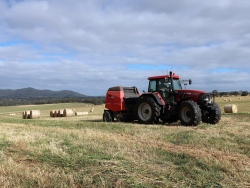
<box><xmin>103</xmin><ymin>71</ymin><xmax>221</xmax><ymax>126</ymax></box>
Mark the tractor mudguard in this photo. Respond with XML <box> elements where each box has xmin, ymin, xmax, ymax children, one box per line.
<box><xmin>140</xmin><ymin>92</ymin><xmax>165</xmax><ymax>106</ymax></box>
<box><xmin>178</xmin><ymin>96</ymin><xmax>193</xmax><ymax>104</ymax></box>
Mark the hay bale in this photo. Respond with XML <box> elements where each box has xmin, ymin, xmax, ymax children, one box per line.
<box><xmin>30</xmin><ymin>110</ymin><xmax>40</xmax><ymax>119</ymax></box>
<box><xmin>53</xmin><ymin>110</ymin><xmax>57</xmax><ymax>117</ymax></box>
<box><xmin>50</xmin><ymin>110</ymin><xmax>57</xmax><ymax>117</ymax></box>
<box><xmin>63</xmin><ymin>109</ymin><xmax>74</xmax><ymax>117</ymax></box>
<box><xmin>22</xmin><ymin>111</ymin><xmax>26</xmax><ymax>119</ymax></box>
<box><xmin>57</xmin><ymin>109</ymin><xmax>64</xmax><ymax>117</ymax></box>
<box><xmin>75</xmin><ymin>111</ymin><xmax>88</xmax><ymax>116</ymax></box>
<box><xmin>24</xmin><ymin>111</ymin><xmax>31</xmax><ymax>119</ymax></box>
<box><xmin>224</xmin><ymin>104</ymin><xmax>238</xmax><ymax>113</ymax></box>
<box><xmin>50</xmin><ymin>110</ymin><xmax>54</xmax><ymax>117</ymax></box>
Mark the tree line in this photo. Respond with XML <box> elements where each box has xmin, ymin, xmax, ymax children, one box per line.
<box><xmin>212</xmin><ymin>90</ymin><xmax>249</xmax><ymax>97</ymax></box>
<box><xmin>0</xmin><ymin>97</ymin><xmax>105</xmax><ymax>106</ymax></box>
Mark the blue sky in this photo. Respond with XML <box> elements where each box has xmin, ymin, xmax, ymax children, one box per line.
<box><xmin>1</xmin><ymin>0</ymin><xmax>250</xmax><ymax>95</ymax></box>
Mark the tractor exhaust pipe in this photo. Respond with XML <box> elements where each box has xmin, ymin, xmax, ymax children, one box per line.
<box><xmin>169</xmin><ymin>71</ymin><xmax>176</xmax><ymax>95</ymax></box>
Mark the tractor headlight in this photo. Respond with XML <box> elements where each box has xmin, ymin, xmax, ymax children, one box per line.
<box><xmin>204</xmin><ymin>96</ymin><xmax>210</xmax><ymax>102</ymax></box>
<box><xmin>198</xmin><ymin>94</ymin><xmax>212</xmax><ymax>106</ymax></box>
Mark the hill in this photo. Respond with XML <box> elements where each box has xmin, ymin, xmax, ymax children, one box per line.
<box><xmin>0</xmin><ymin>87</ymin><xmax>86</xmax><ymax>99</ymax></box>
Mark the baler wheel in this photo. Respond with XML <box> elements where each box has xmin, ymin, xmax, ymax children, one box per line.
<box><xmin>103</xmin><ymin>110</ymin><xmax>113</xmax><ymax>122</ymax></box>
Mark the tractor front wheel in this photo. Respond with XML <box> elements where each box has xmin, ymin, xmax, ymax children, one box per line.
<box><xmin>179</xmin><ymin>101</ymin><xmax>201</xmax><ymax>126</ymax></box>
<box><xmin>135</xmin><ymin>97</ymin><xmax>160</xmax><ymax>124</ymax></box>
<box><xmin>202</xmin><ymin>102</ymin><xmax>221</xmax><ymax>124</ymax></box>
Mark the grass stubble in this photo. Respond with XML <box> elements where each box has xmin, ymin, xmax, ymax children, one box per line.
<box><xmin>0</xmin><ymin>99</ymin><xmax>249</xmax><ymax>187</ymax></box>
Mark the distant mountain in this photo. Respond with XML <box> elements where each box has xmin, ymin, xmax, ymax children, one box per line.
<box><xmin>0</xmin><ymin>87</ymin><xmax>86</xmax><ymax>99</ymax></box>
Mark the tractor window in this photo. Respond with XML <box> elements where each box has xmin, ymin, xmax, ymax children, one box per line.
<box><xmin>173</xmin><ymin>79</ymin><xmax>182</xmax><ymax>90</ymax></box>
<box><xmin>157</xmin><ymin>79</ymin><xmax>170</xmax><ymax>90</ymax></box>
<box><xmin>148</xmin><ymin>80</ymin><xmax>157</xmax><ymax>92</ymax></box>
<box><xmin>149</xmin><ymin>79</ymin><xmax>182</xmax><ymax>92</ymax></box>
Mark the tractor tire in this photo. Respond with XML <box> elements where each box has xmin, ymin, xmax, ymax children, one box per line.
<box><xmin>135</xmin><ymin>97</ymin><xmax>160</xmax><ymax>124</ymax></box>
<box><xmin>103</xmin><ymin>110</ymin><xmax>113</xmax><ymax>122</ymax></box>
<box><xmin>179</xmin><ymin>101</ymin><xmax>201</xmax><ymax>126</ymax></box>
<box><xmin>202</xmin><ymin>102</ymin><xmax>221</xmax><ymax>124</ymax></box>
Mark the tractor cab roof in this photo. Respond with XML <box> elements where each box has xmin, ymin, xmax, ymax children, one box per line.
<box><xmin>148</xmin><ymin>73</ymin><xmax>181</xmax><ymax>80</ymax></box>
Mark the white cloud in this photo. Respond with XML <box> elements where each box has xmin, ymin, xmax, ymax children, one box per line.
<box><xmin>0</xmin><ymin>0</ymin><xmax>250</xmax><ymax>95</ymax></box>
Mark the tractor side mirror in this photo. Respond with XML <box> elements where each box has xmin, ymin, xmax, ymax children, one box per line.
<box><xmin>189</xmin><ymin>79</ymin><xmax>192</xmax><ymax>85</ymax></box>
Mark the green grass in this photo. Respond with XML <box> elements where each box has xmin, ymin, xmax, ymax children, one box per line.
<box><xmin>154</xmin><ymin>149</ymin><xmax>226</xmax><ymax>187</ymax></box>
<box><xmin>0</xmin><ymin>99</ymin><xmax>249</xmax><ymax>187</ymax></box>
<box><xmin>0</xmin><ymin>134</ymin><xmax>11</xmax><ymax>151</ymax></box>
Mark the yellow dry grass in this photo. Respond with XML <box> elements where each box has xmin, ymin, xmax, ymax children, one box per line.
<box><xmin>216</xmin><ymin>95</ymin><xmax>250</xmax><ymax>113</ymax></box>
<box><xmin>0</xmin><ymin>99</ymin><xmax>249</xmax><ymax>187</ymax></box>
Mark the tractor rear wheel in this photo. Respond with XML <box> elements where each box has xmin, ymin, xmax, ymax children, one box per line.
<box><xmin>103</xmin><ymin>110</ymin><xmax>113</xmax><ymax>122</ymax></box>
<box><xmin>179</xmin><ymin>101</ymin><xmax>201</xmax><ymax>126</ymax></box>
<box><xmin>135</xmin><ymin>97</ymin><xmax>160</xmax><ymax>124</ymax></box>
<box><xmin>202</xmin><ymin>102</ymin><xmax>221</xmax><ymax>124</ymax></box>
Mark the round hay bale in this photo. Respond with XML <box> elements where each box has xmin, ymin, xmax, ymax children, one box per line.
<box><xmin>24</xmin><ymin>111</ymin><xmax>31</xmax><ymax>119</ymax></box>
<box><xmin>50</xmin><ymin>110</ymin><xmax>54</xmax><ymax>117</ymax></box>
<box><xmin>49</xmin><ymin>110</ymin><xmax>57</xmax><ymax>117</ymax></box>
<box><xmin>57</xmin><ymin>109</ymin><xmax>64</xmax><ymax>117</ymax></box>
<box><xmin>30</xmin><ymin>110</ymin><xmax>40</xmax><ymax>119</ymax></box>
<box><xmin>75</xmin><ymin>111</ymin><xmax>88</xmax><ymax>116</ymax></box>
<box><xmin>224</xmin><ymin>104</ymin><xmax>238</xmax><ymax>113</ymax></box>
<box><xmin>22</xmin><ymin>111</ymin><xmax>26</xmax><ymax>119</ymax></box>
<box><xmin>53</xmin><ymin>110</ymin><xmax>57</xmax><ymax>117</ymax></box>
<box><xmin>63</xmin><ymin>109</ymin><xmax>74</xmax><ymax>117</ymax></box>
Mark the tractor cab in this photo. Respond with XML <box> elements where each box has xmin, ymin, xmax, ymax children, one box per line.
<box><xmin>148</xmin><ymin>73</ymin><xmax>183</xmax><ymax>103</ymax></box>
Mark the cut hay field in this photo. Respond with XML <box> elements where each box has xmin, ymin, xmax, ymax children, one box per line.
<box><xmin>0</xmin><ymin>98</ymin><xmax>249</xmax><ymax>187</ymax></box>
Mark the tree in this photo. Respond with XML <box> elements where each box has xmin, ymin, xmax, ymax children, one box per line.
<box><xmin>212</xmin><ymin>90</ymin><xmax>219</xmax><ymax>97</ymax></box>
<box><xmin>241</xmin><ymin>91</ymin><xmax>249</xmax><ymax>96</ymax></box>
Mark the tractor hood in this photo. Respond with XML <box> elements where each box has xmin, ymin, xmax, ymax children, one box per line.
<box><xmin>176</xmin><ymin>89</ymin><xmax>207</xmax><ymax>95</ymax></box>
<box><xmin>175</xmin><ymin>89</ymin><xmax>208</xmax><ymax>102</ymax></box>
